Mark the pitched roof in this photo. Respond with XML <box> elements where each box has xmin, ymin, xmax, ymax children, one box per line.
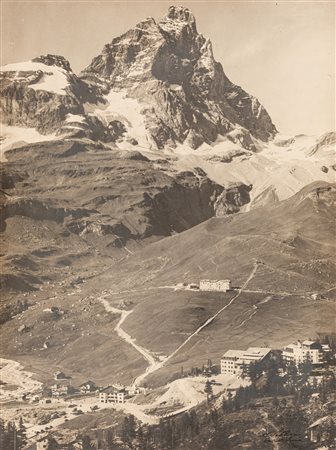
<box><xmin>100</xmin><ymin>385</ymin><xmax>125</xmax><ymax>394</ymax></box>
<box><xmin>79</xmin><ymin>380</ymin><xmax>96</xmax><ymax>387</ymax></box>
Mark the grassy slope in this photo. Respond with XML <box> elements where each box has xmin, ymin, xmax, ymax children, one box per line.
<box><xmin>95</xmin><ymin>181</ymin><xmax>336</xmax><ymax>385</ymax></box>
<box><xmin>0</xmin><ymin>182</ymin><xmax>335</xmax><ymax>388</ymax></box>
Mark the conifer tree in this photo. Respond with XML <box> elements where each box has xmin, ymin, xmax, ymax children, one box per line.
<box><xmin>17</xmin><ymin>417</ymin><xmax>27</xmax><ymax>450</ymax></box>
<box><xmin>204</xmin><ymin>380</ymin><xmax>213</xmax><ymax>404</ymax></box>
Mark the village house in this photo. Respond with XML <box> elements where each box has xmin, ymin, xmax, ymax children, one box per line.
<box><xmin>99</xmin><ymin>385</ymin><xmax>126</xmax><ymax>404</ymax></box>
<box><xmin>282</xmin><ymin>340</ymin><xmax>326</xmax><ymax>367</ymax></box>
<box><xmin>34</xmin><ymin>435</ymin><xmax>80</xmax><ymax>450</ymax></box>
<box><xmin>51</xmin><ymin>383</ymin><xmax>72</xmax><ymax>397</ymax></box>
<box><xmin>127</xmin><ymin>385</ymin><xmax>142</xmax><ymax>396</ymax></box>
<box><xmin>221</xmin><ymin>347</ymin><xmax>271</xmax><ymax>376</ymax></box>
<box><xmin>200</xmin><ymin>279</ymin><xmax>231</xmax><ymax>292</ymax></box>
<box><xmin>54</xmin><ymin>371</ymin><xmax>66</xmax><ymax>380</ymax></box>
<box><xmin>79</xmin><ymin>380</ymin><xmax>97</xmax><ymax>393</ymax></box>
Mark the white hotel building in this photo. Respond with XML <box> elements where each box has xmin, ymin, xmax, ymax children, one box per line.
<box><xmin>200</xmin><ymin>279</ymin><xmax>231</xmax><ymax>292</ymax></box>
<box><xmin>221</xmin><ymin>347</ymin><xmax>271</xmax><ymax>376</ymax></box>
<box><xmin>282</xmin><ymin>340</ymin><xmax>324</xmax><ymax>366</ymax></box>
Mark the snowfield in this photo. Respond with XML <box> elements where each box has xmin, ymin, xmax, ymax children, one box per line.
<box><xmin>85</xmin><ymin>89</ymin><xmax>150</xmax><ymax>149</ymax></box>
<box><xmin>0</xmin><ymin>61</ymin><xmax>70</xmax><ymax>95</ymax></box>
<box><xmin>173</xmin><ymin>132</ymin><xmax>335</xmax><ymax>208</ymax></box>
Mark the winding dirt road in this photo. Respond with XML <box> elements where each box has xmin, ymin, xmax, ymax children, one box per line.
<box><xmin>99</xmin><ymin>262</ymin><xmax>259</xmax><ymax>386</ymax></box>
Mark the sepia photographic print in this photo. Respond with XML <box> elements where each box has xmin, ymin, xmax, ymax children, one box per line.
<box><xmin>0</xmin><ymin>1</ymin><xmax>335</xmax><ymax>449</ymax></box>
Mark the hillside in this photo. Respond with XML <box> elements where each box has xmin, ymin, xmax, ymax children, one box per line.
<box><xmin>0</xmin><ymin>182</ymin><xmax>334</xmax><ymax>388</ymax></box>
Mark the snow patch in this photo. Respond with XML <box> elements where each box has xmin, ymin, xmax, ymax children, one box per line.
<box><xmin>0</xmin><ymin>124</ymin><xmax>57</xmax><ymax>161</ymax></box>
<box><xmin>173</xmin><ymin>132</ymin><xmax>335</xmax><ymax>207</ymax></box>
<box><xmin>65</xmin><ymin>113</ymin><xmax>86</xmax><ymax>124</ymax></box>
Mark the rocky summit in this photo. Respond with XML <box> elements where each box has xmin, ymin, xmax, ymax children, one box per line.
<box><xmin>81</xmin><ymin>5</ymin><xmax>277</xmax><ymax>149</ymax></box>
<box><xmin>1</xmin><ymin>6</ymin><xmax>276</xmax><ymax>150</ymax></box>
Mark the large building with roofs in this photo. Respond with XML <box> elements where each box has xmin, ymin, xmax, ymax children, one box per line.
<box><xmin>282</xmin><ymin>340</ymin><xmax>326</xmax><ymax>366</ymax></box>
<box><xmin>200</xmin><ymin>279</ymin><xmax>231</xmax><ymax>292</ymax></box>
<box><xmin>99</xmin><ymin>385</ymin><xmax>126</xmax><ymax>404</ymax></box>
<box><xmin>221</xmin><ymin>347</ymin><xmax>271</xmax><ymax>376</ymax></box>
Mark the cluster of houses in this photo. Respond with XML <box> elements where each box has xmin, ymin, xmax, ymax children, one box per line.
<box><xmin>176</xmin><ymin>279</ymin><xmax>232</xmax><ymax>292</ymax></box>
<box><xmin>220</xmin><ymin>340</ymin><xmax>332</xmax><ymax>377</ymax></box>
<box><xmin>39</xmin><ymin>372</ymin><xmax>144</xmax><ymax>404</ymax></box>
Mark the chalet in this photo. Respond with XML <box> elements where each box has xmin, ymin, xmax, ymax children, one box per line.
<box><xmin>221</xmin><ymin>347</ymin><xmax>271</xmax><ymax>376</ymax></box>
<box><xmin>99</xmin><ymin>385</ymin><xmax>126</xmax><ymax>404</ymax></box>
<box><xmin>127</xmin><ymin>385</ymin><xmax>142</xmax><ymax>396</ymax></box>
<box><xmin>34</xmin><ymin>435</ymin><xmax>76</xmax><ymax>450</ymax></box>
<box><xmin>200</xmin><ymin>279</ymin><xmax>231</xmax><ymax>292</ymax></box>
<box><xmin>79</xmin><ymin>380</ymin><xmax>97</xmax><ymax>393</ymax></box>
<box><xmin>36</xmin><ymin>436</ymin><xmax>59</xmax><ymax>450</ymax></box>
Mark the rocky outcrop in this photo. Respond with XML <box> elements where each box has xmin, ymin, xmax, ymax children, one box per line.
<box><xmin>0</xmin><ymin>55</ymin><xmax>100</xmax><ymax>134</ymax></box>
<box><xmin>307</xmin><ymin>131</ymin><xmax>336</xmax><ymax>156</ymax></box>
<box><xmin>138</xmin><ymin>173</ymin><xmax>251</xmax><ymax>237</ymax></box>
<box><xmin>0</xmin><ymin>197</ymin><xmax>96</xmax><ymax>232</ymax></box>
<box><xmin>214</xmin><ymin>183</ymin><xmax>252</xmax><ymax>216</ymax></box>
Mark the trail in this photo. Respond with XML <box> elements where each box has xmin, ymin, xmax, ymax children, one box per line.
<box><xmin>236</xmin><ymin>295</ymin><xmax>272</xmax><ymax>328</ymax></box>
<box><xmin>99</xmin><ymin>298</ymin><xmax>159</xmax><ymax>380</ymax></box>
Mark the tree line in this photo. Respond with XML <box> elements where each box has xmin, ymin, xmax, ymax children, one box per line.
<box><xmin>0</xmin><ymin>418</ymin><xmax>27</xmax><ymax>450</ymax></box>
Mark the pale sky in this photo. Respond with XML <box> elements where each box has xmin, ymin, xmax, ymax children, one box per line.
<box><xmin>1</xmin><ymin>0</ymin><xmax>335</xmax><ymax>135</ymax></box>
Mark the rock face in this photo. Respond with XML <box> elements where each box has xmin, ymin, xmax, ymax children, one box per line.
<box><xmin>1</xmin><ymin>7</ymin><xmax>276</xmax><ymax>149</ymax></box>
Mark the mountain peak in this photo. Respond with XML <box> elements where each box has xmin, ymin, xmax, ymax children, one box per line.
<box><xmin>159</xmin><ymin>5</ymin><xmax>198</xmax><ymax>35</ymax></box>
<box><xmin>166</xmin><ymin>5</ymin><xmax>196</xmax><ymax>24</ymax></box>
<box><xmin>1</xmin><ymin>7</ymin><xmax>277</xmax><ymax>151</ymax></box>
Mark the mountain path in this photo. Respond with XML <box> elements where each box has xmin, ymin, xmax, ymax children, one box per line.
<box><xmin>99</xmin><ymin>298</ymin><xmax>159</xmax><ymax>375</ymax></box>
<box><xmin>99</xmin><ymin>262</ymin><xmax>259</xmax><ymax>386</ymax></box>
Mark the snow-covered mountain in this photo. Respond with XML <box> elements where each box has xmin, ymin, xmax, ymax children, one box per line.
<box><xmin>0</xmin><ymin>5</ymin><xmax>334</xmax><ymax>222</ymax></box>
<box><xmin>1</xmin><ymin>7</ymin><xmax>276</xmax><ymax>150</ymax></box>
